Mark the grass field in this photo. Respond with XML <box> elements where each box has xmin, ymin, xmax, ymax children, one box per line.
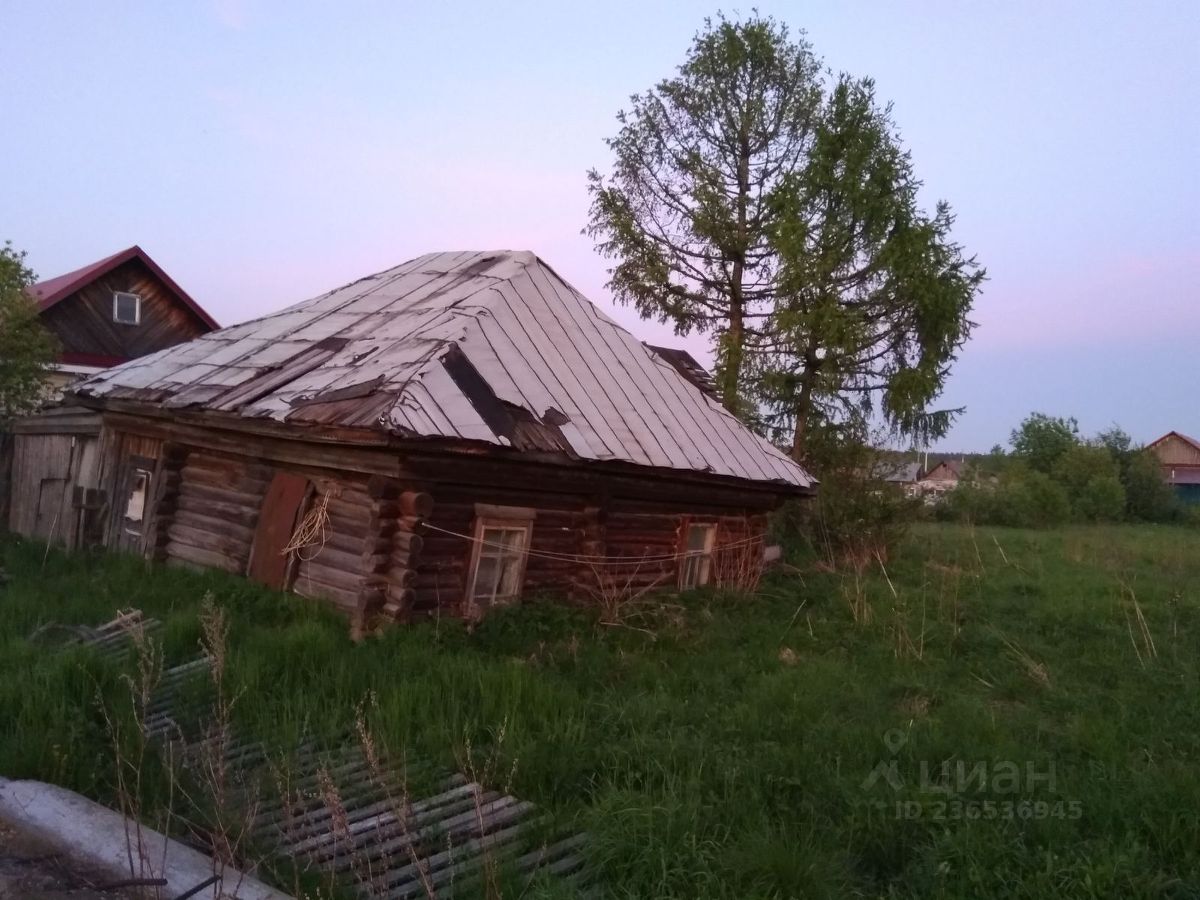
<box><xmin>1</xmin><ymin>523</ymin><xmax>1198</xmax><ymax>898</ymax></box>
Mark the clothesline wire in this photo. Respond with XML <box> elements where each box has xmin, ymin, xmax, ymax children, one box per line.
<box><xmin>418</xmin><ymin>521</ymin><xmax>764</xmax><ymax>566</ymax></box>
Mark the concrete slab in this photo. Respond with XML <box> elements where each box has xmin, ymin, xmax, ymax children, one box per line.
<box><xmin>0</xmin><ymin>778</ymin><xmax>290</xmax><ymax>900</ymax></box>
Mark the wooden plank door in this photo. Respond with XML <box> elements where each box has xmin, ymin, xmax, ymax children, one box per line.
<box><xmin>248</xmin><ymin>471</ymin><xmax>311</xmax><ymax>589</ymax></box>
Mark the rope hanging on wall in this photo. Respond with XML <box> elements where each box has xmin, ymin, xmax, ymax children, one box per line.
<box><xmin>281</xmin><ymin>486</ymin><xmax>339</xmax><ymax>561</ymax></box>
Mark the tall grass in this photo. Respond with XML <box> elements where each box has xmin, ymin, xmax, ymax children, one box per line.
<box><xmin>1</xmin><ymin>523</ymin><xmax>1199</xmax><ymax>898</ymax></box>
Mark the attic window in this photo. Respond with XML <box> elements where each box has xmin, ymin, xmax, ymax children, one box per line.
<box><xmin>679</xmin><ymin>523</ymin><xmax>716</xmax><ymax>589</ymax></box>
<box><xmin>113</xmin><ymin>291</ymin><xmax>141</xmax><ymax>325</ymax></box>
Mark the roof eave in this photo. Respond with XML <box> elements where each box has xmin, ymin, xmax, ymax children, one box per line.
<box><xmin>75</xmin><ymin>394</ymin><xmax>815</xmax><ymax>497</ymax></box>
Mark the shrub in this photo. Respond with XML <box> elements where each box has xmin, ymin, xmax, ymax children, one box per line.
<box><xmin>775</xmin><ymin>423</ymin><xmax>922</xmax><ymax>567</ymax></box>
<box><xmin>1009</xmin><ymin>412</ymin><xmax>1080</xmax><ymax>473</ymax></box>
<box><xmin>1052</xmin><ymin>444</ymin><xmax>1119</xmax><ymax>498</ymax></box>
<box><xmin>938</xmin><ymin>467</ymin><xmax>1070</xmax><ymax>528</ymax></box>
<box><xmin>1124</xmin><ymin>450</ymin><xmax>1178</xmax><ymax>522</ymax></box>
<box><xmin>1075</xmin><ymin>475</ymin><xmax>1126</xmax><ymax>522</ymax></box>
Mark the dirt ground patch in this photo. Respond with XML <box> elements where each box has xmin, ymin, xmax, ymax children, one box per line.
<box><xmin>0</xmin><ymin>819</ymin><xmax>137</xmax><ymax>899</ymax></box>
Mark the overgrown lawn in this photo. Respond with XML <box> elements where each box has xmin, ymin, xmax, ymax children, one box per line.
<box><xmin>1</xmin><ymin>524</ymin><xmax>1197</xmax><ymax>898</ymax></box>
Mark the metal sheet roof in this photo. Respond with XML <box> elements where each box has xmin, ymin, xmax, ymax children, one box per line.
<box><xmin>76</xmin><ymin>250</ymin><xmax>814</xmax><ymax>489</ymax></box>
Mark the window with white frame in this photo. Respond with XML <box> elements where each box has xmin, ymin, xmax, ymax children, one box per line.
<box><xmin>679</xmin><ymin>522</ymin><xmax>717</xmax><ymax>589</ymax></box>
<box><xmin>113</xmin><ymin>291</ymin><xmax>142</xmax><ymax>325</ymax></box>
<box><xmin>467</xmin><ymin>507</ymin><xmax>534</xmax><ymax>609</ymax></box>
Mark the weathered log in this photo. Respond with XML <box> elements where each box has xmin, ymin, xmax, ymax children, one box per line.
<box><xmin>293</xmin><ymin>577</ymin><xmax>359</xmax><ymax>610</ymax></box>
<box><xmin>180</xmin><ymin>481</ymin><xmax>265</xmax><ymax>512</ymax></box>
<box><xmin>167</xmin><ymin>522</ymin><xmax>249</xmax><ymax>560</ymax></box>
<box><xmin>399</xmin><ymin>491</ymin><xmax>434</xmax><ymax>518</ymax></box>
<box><xmin>166</xmin><ymin>540</ymin><xmax>242</xmax><ymax>573</ymax></box>
<box><xmin>379</xmin><ymin>566</ymin><xmax>415</xmax><ymax>588</ymax></box>
<box><xmin>306</xmin><ymin>528</ymin><xmax>366</xmax><ymax>557</ymax></box>
<box><xmin>172</xmin><ymin>509</ymin><xmax>256</xmax><ymax>544</ymax></box>
<box><xmin>389</xmin><ymin>531</ymin><xmax>423</xmax><ymax>556</ymax></box>
<box><xmin>295</xmin><ymin>559</ymin><xmax>364</xmax><ymax>595</ymax></box>
<box><xmin>322</xmin><ymin>493</ymin><xmax>372</xmax><ymax>520</ymax></box>
<box><xmin>175</xmin><ymin>491</ymin><xmax>260</xmax><ymax>525</ymax></box>
<box><xmin>299</xmin><ymin>544</ymin><xmax>368</xmax><ymax>576</ymax></box>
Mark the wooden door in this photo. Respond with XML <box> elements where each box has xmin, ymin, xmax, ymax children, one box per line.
<box><xmin>33</xmin><ymin>478</ymin><xmax>67</xmax><ymax>542</ymax></box>
<box><xmin>248</xmin><ymin>471</ymin><xmax>311</xmax><ymax>589</ymax></box>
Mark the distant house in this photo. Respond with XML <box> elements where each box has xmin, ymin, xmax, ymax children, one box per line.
<box><xmin>870</xmin><ymin>460</ymin><xmax>924</xmax><ymax>496</ymax></box>
<box><xmin>919</xmin><ymin>459</ymin><xmax>962</xmax><ymax>497</ymax></box>
<box><xmin>28</xmin><ymin>245</ymin><xmax>218</xmax><ymax>391</ymax></box>
<box><xmin>1147</xmin><ymin>431</ymin><xmax>1200</xmax><ymax>505</ymax></box>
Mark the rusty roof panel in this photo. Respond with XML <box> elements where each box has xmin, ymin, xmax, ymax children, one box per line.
<box><xmin>74</xmin><ymin>250</ymin><xmax>814</xmax><ymax>489</ymax></box>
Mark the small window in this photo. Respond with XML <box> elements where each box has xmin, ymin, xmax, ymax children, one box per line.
<box><xmin>468</xmin><ymin>520</ymin><xmax>532</xmax><ymax>609</ymax></box>
<box><xmin>679</xmin><ymin>523</ymin><xmax>716</xmax><ymax>589</ymax></box>
<box><xmin>113</xmin><ymin>291</ymin><xmax>142</xmax><ymax>325</ymax></box>
<box><xmin>123</xmin><ymin>469</ymin><xmax>151</xmax><ymax>535</ymax></box>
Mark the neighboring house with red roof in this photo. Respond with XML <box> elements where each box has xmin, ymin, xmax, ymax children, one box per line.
<box><xmin>1147</xmin><ymin>431</ymin><xmax>1200</xmax><ymax>505</ymax></box>
<box><xmin>28</xmin><ymin>245</ymin><xmax>217</xmax><ymax>391</ymax></box>
<box><xmin>2</xmin><ymin>247</ymin><xmax>217</xmax><ymax>543</ymax></box>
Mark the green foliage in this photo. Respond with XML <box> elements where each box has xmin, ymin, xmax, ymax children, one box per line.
<box><xmin>775</xmin><ymin>420</ymin><xmax>922</xmax><ymax>565</ymax></box>
<box><xmin>939</xmin><ymin>466</ymin><xmax>1071</xmax><ymax>528</ymax></box>
<box><xmin>1009</xmin><ymin>412</ymin><xmax>1080</xmax><ymax>474</ymax></box>
<box><xmin>760</xmin><ymin>77</ymin><xmax>983</xmax><ymax>458</ymax></box>
<box><xmin>1004</xmin><ymin>468</ymin><xmax>1073</xmax><ymax>527</ymax></box>
<box><xmin>4</xmin><ymin>526</ymin><xmax>1200</xmax><ymax>898</ymax></box>
<box><xmin>586</xmin><ymin>13</ymin><xmax>983</xmax><ymax>454</ymax></box>
<box><xmin>1051</xmin><ymin>444</ymin><xmax>1118</xmax><ymax>497</ymax></box>
<box><xmin>585</xmin><ymin>13</ymin><xmax>821</xmax><ymax>411</ymax></box>
<box><xmin>943</xmin><ymin>414</ymin><xmax>1182</xmax><ymax>526</ymax></box>
<box><xmin>1124</xmin><ymin>450</ymin><xmax>1179</xmax><ymax>522</ymax></box>
<box><xmin>1074</xmin><ymin>474</ymin><xmax>1126</xmax><ymax>523</ymax></box>
<box><xmin>0</xmin><ymin>241</ymin><xmax>58</xmax><ymax>421</ymax></box>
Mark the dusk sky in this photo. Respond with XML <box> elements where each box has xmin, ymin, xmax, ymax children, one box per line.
<box><xmin>3</xmin><ymin>1</ymin><xmax>1196</xmax><ymax>451</ymax></box>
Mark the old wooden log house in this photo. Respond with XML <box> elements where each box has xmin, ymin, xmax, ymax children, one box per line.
<box><xmin>37</xmin><ymin>251</ymin><xmax>814</xmax><ymax>630</ymax></box>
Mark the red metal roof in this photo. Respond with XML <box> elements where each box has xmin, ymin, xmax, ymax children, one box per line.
<box><xmin>28</xmin><ymin>245</ymin><xmax>219</xmax><ymax>330</ymax></box>
<box><xmin>1147</xmin><ymin>431</ymin><xmax>1200</xmax><ymax>453</ymax></box>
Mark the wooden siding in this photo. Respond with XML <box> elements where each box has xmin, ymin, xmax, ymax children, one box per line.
<box><xmin>293</xmin><ymin>478</ymin><xmax>373</xmax><ymax>616</ymax></box>
<box><xmin>39</xmin><ymin>257</ymin><xmax>209</xmax><ymax>361</ymax></box>
<box><xmin>1151</xmin><ymin>435</ymin><xmax>1200</xmax><ymax>467</ymax></box>
<box><xmin>165</xmin><ymin>450</ymin><xmax>266</xmax><ymax>573</ymax></box>
<box><xmin>8</xmin><ymin>431</ymin><xmax>101</xmax><ymax>547</ymax></box>
<box><xmin>413</xmin><ymin>485</ymin><xmax>592</xmax><ymax>617</ymax></box>
<box><xmin>87</xmin><ymin>412</ymin><xmax>783</xmax><ymax>630</ymax></box>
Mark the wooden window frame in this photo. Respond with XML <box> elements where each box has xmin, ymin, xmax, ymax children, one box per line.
<box><xmin>110</xmin><ymin>452</ymin><xmax>158</xmax><ymax>554</ymax></box>
<box><xmin>465</xmin><ymin>505</ymin><xmax>535</xmax><ymax>611</ymax></box>
<box><xmin>679</xmin><ymin>521</ymin><xmax>717</xmax><ymax>590</ymax></box>
<box><xmin>112</xmin><ymin>291</ymin><xmax>142</xmax><ymax>325</ymax></box>
<box><xmin>122</xmin><ymin>468</ymin><xmax>153</xmax><ymax>536</ymax></box>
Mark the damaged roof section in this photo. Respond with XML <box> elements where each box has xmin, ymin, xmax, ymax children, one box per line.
<box><xmin>75</xmin><ymin>250</ymin><xmax>814</xmax><ymax>488</ymax></box>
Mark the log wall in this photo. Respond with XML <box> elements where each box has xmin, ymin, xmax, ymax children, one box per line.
<box><xmin>292</xmin><ymin>477</ymin><xmax>372</xmax><ymax>616</ymax></box>
<box><xmin>166</xmin><ymin>449</ymin><xmax>268</xmax><ymax>573</ymax></box>
<box><xmin>93</xmin><ymin>414</ymin><xmax>787</xmax><ymax>628</ymax></box>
